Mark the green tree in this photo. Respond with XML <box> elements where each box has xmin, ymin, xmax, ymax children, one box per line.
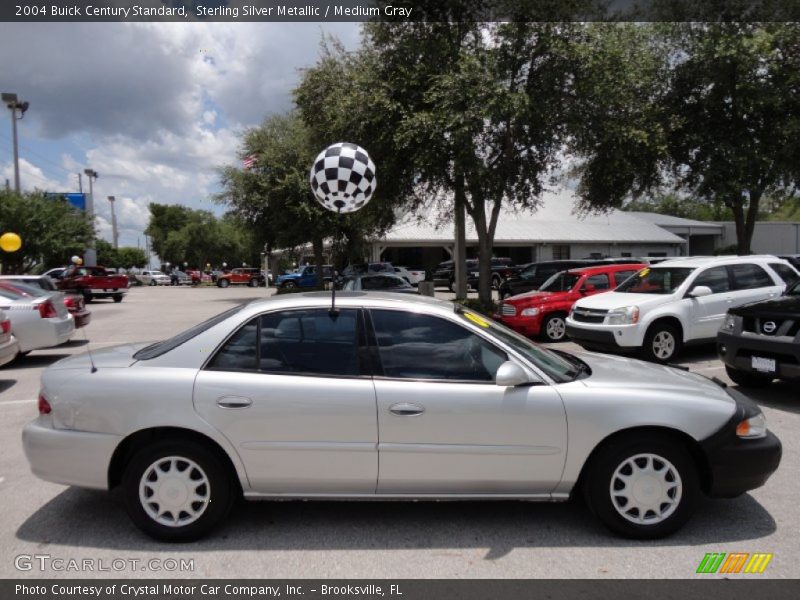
<box><xmin>95</xmin><ymin>239</ymin><xmax>119</xmax><ymax>267</ymax></box>
<box><xmin>0</xmin><ymin>190</ymin><xmax>94</xmax><ymax>274</ymax></box>
<box><xmin>569</xmin><ymin>23</ymin><xmax>800</xmax><ymax>254</ymax></box>
<box><xmin>116</xmin><ymin>246</ymin><xmax>148</xmax><ymax>269</ymax></box>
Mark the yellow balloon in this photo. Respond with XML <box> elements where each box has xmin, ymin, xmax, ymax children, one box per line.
<box><xmin>0</xmin><ymin>232</ymin><xmax>22</xmax><ymax>253</ymax></box>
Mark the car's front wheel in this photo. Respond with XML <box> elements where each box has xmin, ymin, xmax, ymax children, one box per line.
<box><xmin>584</xmin><ymin>434</ymin><xmax>699</xmax><ymax>539</ymax></box>
<box><xmin>248</xmin><ymin>278</ymin><xmax>259</xmax><ymax>287</ymax></box>
<box><xmin>725</xmin><ymin>365</ymin><xmax>773</xmax><ymax>387</ymax></box>
<box><xmin>149</xmin><ymin>279</ymin><xmax>156</xmax><ymax>287</ymax></box>
<box><xmin>541</xmin><ymin>314</ymin><xmax>567</xmax><ymax>342</ymax></box>
<box><xmin>122</xmin><ymin>440</ymin><xmax>235</xmax><ymax>542</ymax></box>
<box><xmin>642</xmin><ymin>323</ymin><xmax>681</xmax><ymax>363</ymax></box>
<box><xmin>113</xmin><ymin>294</ymin><xmax>123</xmax><ymax>303</ymax></box>
<box><xmin>217</xmin><ymin>279</ymin><xmax>230</xmax><ymax>288</ymax></box>
<box><xmin>282</xmin><ymin>281</ymin><xmax>296</xmax><ymax>290</ymax></box>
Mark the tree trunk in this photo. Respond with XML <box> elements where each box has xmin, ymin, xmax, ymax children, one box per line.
<box><xmin>473</xmin><ymin>203</ymin><xmax>493</xmax><ymax>309</ymax></box>
<box><xmin>312</xmin><ymin>236</ymin><xmax>325</xmax><ymax>290</ymax></box>
<box><xmin>741</xmin><ymin>189</ymin><xmax>762</xmax><ymax>256</ymax></box>
<box><xmin>454</xmin><ymin>174</ymin><xmax>468</xmax><ymax>300</ymax></box>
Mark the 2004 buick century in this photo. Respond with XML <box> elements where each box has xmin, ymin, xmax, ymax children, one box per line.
<box><xmin>23</xmin><ymin>292</ymin><xmax>781</xmax><ymax>541</ymax></box>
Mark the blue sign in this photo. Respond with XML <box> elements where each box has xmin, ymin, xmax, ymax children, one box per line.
<box><xmin>45</xmin><ymin>192</ymin><xmax>86</xmax><ymax>211</ymax></box>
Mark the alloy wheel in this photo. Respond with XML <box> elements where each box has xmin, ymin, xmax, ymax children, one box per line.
<box><xmin>139</xmin><ymin>456</ymin><xmax>210</xmax><ymax>527</ymax></box>
<box><xmin>609</xmin><ymin>453</ymin><xmax>682</xmax><ymax>525</ymax></box>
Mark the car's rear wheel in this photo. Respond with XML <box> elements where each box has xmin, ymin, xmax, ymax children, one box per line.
<box><xmin>725</xmin><ymin>365</ymin><xmax>773</xmax><ymax>387</ymax></box>
<box><xmin>149</xmin><ymin>280</ymin><xmax>156</xmax><ymax>287</ymax></box>
<box><xmin>122</xmin><ymin>440</ymin><xmax>234</xmax><ymax>542</ymax></box>
<box><xmin>492</xmin><ymin>274</ymin><xmax>502</xmax><ymax>289</ymax></box>
<box><xmin>642</xmin><ymin>323</ymin><xmax>681</xmax><ymax>363</ymax></box>
<box><xmin>584</xmin><ymin>434</ymin><xmax>699</xmax><ymax>539</ymax></box>
<box><xmin>113</xmin><ymin>294</ymin><xmax>123</xmax><ymax>303</ymax></box>
<box><xmin>282</xmin><ymin>281</ymin><xmax>296</xmax><ymax>290</ymax></box>
<box><xmin>217</xmin><ymin>279</ymin><xmax>230</xmax><ymax>288</ymax></box>
<box><xmin>81</xmin><ymin>289</ymin><xmax>93</xmax><ymax>303</ymax></box>
<box><xmin>248</xmin><ymin>278</ymin><xmax>258</xmax><ymax>287</ymax></box>
<box><xmin>541</xmin><ymin>314</ymin><xmax>567</xmax><ymax>342</ymax></box>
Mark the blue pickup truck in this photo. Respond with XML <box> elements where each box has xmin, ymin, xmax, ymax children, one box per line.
<box><xmin>275</xmin><ymin>265</ymin><xmax>334</xmax><ymax>289</ymax></box>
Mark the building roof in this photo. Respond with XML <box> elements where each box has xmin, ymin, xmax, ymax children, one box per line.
<box><xmin>626</xmin><ymin>211</ymin><xmax>724</xmax><ymax>233</ymax></box>
<box><xmin>380</xmin><ymin>190</ymin><xmax>686</xmax><ymax>245</ymax></box>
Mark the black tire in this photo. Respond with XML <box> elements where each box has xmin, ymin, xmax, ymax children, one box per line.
<box><xmin>217</xmin><ymin>278</ymin><xmax>230</xmax><ymax>288</ymax></box>
<box><xmin>583</xmin><ymin>433</ymin><xmax>699</xmax><ymax>539</ymax></box>
<box><xmin>122</xmin><ymin>440</ymin><xmax>235</xmax><ymax>542</ymax></box>
<box><xmin>641</xmin><ymin>323</ymin><xmax>682</xmax><ymax>363</ymax></box>
<box><xmin>541</xmin><ymin>313</ymin><xmax>568</xmax><ymax>342</ymax></box>
<box><xmin>248</xmin><ymin>278</ymin><xmax>258</xmax><ymax>288</ymax></box>
<box><xmin>81</xmin><ymin>289</ymin><xmax>93</xmax><ymax>303</ymax></box>
<box><xmin>282</xmin><ymin>281</ymin><xmax>296</xmax><ymax>290</ymax></box>
<box><xmin>113</xmin><ymin>295</ymin><xmax>123</xmax><ymax>303</ymax></box>
<box><xmin>492</xmin><ymin>274</ymin><xmax>502</xmax><ymax>290</ymax></box>
<box><xmin>448</xmin><ymin>278</ymin><xmax>455</xmax><ymax>293</ymax></box>
<box><xmin>149</xmin><ymin>279</ymin><xmax>156</xmax><ymax>287</ymax></box>
<box><xmin>725</xmin><ymin>365</ymin><xmax>773</xmax><ymax>387</ymax></box>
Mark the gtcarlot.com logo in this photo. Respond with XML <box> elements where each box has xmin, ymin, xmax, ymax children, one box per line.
<box><xmin>696</xmin><ymin>552</ymin><xmax>773</xmax><ymax>574</ymax></box>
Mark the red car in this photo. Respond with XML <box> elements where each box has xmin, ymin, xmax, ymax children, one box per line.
<box><xmin>0</xmin><ymin>276</ymin><xmax>92</xmax><ymax>328</ymax></box>
<box><xmin>495</xmin><ymin>263</ymin><xmax>645</xmax><ymax>342</ymax></box>
<box><xmin>57</xmin><ymin>265</ymin><xmax>129</xmax><ymax>303</ymax></box>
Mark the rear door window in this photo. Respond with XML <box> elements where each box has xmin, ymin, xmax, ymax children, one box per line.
<box><xmin>729</xmin><ymin>264</ymin><xmax>774</xmax><ymax>290</ymax></box>
<box><xmin>583</xmin><ymin>273</ymin><xmax>610</xmax><ymax>290</ymax></box>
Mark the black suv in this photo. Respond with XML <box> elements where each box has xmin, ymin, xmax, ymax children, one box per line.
<box><xmin>431</xmin><ymin>257</ymin><xmax>517</xmax><ymax>291</ymax></box>
<box><xmin>717</xmin><ymin>279</ymin><xmax>800</xmax><ymax>386</ymax></box>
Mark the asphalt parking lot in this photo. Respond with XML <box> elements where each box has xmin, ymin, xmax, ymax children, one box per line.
<box><xmin>0</xmin><ymin>285</ymin><xmax>797</xmax><ymax>579</ymax></box>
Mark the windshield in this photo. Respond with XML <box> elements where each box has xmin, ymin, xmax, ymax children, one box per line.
<box><xmin>615</xmin><ymin>267</ymin><xmax>694</xmax><ymax>294</ymax></box>
<box><xmin>539</xmin><ymin>271</ymin><xmax>581</xmax><ymax>292</ymax></box>
<box><xmin>458</xmin><ymin>311</ymin><xmax>583</xmax><ymax>383</ymax></box>
<box><xmin>134</xmin><ymin>304</ymin><xmax>246</xmax><ymax>360</ymax></box>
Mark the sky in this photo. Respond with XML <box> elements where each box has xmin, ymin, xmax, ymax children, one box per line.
<box><xmin>0</xmin><ymin>21</ymin><xmax>362</xmax><ymax>249</ymax></box>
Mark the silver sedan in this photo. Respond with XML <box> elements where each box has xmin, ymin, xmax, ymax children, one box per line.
<box><xmin>22</xmin><ymin>293</ymin><xmax>781</xmax><ymax>541</ymax></box>
<box><xmin>0</xmin><ymin>284</ymin><xmax>74</xmax><ymax>354</ymax></box>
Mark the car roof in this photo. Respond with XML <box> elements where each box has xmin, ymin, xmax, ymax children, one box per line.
<box><xmin>244</xmin><ymin>291</ymin><xmax>451</xmax><ymax>314</ymax></box>
<box><xmin>652</xmin><ymin>255</ymin><xmax>783</xmax><ymax>268</ymax></box>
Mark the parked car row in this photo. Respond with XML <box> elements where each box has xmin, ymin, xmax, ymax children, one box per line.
<box><xmin>495</xmin><ymin>255</ymin><xmax>799</xmax><ymax>387</ymax></box>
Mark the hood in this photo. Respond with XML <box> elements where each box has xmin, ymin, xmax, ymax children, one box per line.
<box><xmin>730</xmin><ymin>294</ymin><xmax>800</xmax><ymax>318</ymax></box>
<box><xmin>506</xmin><ymin>290</ymin><xmax>567</xmax><ymax>305</ymax></box>
<box><xmin>575</xmin><ymin>350</ymin><xmax>733</xmax><ymax>405</ymax></box>
<box><xmin>48</xmin><ymin>342</ymin><xmax>151</xmax><ymax>370</ymax></box>
<box><xmin>573</xmin><ymin>291</ymin><xmax>675</xmax><ymax>311</ymax></box>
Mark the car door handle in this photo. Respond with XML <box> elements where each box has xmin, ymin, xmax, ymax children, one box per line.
<box><xmin>216</xmin><ymin>396</ymin><xmax>253</xmax><ymax>409</ymax></box>
<box><xmin>389</xmin><ymin>402</ymin><xmax>425</xmax><ymax>416</ymax></box>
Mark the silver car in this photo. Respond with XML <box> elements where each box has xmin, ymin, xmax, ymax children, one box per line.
<box><xmin>0</xmin><ymin>283</ymin><xmax>74</xmax><ymax>354</ymax></box>
<box><xmin>23</xmin><ymin>293</ymin><xmax>781</xmax><ymax>541</ymax></box>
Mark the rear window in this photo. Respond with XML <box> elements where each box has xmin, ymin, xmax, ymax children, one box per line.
<box><xmin>769</xmin><ymin>263</ymin><xmax>799</xmax><ymax>286</ymax></box>
<box><xmin>134</xmin><ymin>304</ymin><xmax>246</xmax><ymax>360</ymax></box>
<box><xmin>730</xmin><ymin>264</ymin><xmax>773</xmax><ymax>290</ymax></box>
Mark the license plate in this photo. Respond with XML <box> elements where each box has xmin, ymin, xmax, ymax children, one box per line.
<box><xmin>751</xmin><ymin>356</ymin><xmax>776</xmax><ymax>373</ymax></box>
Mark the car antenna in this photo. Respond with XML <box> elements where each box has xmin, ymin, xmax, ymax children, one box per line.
<box><xmin>81</xmin><ymin>322</ymin><xmax>97</xmax><ymax>373</ymax></box>
<box><xmin>329</xmin><ymin>206</ymin><xmax>341</xmax><ymax>318</ymax></box>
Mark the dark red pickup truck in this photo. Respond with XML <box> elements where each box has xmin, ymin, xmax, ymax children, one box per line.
<box><xmin>57</xmin><ymin>265</ymin><xmax>129</xmax><ymax>303</ymax></box>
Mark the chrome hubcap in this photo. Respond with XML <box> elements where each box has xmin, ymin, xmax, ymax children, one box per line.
<box><xmin>139</xmin><ymin>456</ymin><xmax>210</xmax><ymax>527</ymax></box>
<box><xmin>652</xmin><ymin>331</ymin><xmax>675</xmax><ymax>359</ymax></box>
<box><xmin>546</xmin><ymin>317</ymin><xmax>566</xmax><ymax>340</ymax></box>
<box><xmin>610</xmin><ymin>453</ymin><xmax>682</xmax><ymax>525</ymax></box>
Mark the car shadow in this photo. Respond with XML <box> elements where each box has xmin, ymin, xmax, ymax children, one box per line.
<box><xmin>61</xmin><ymin>339</ymin><xmax>89</xmax><ymax>348</ymax></box>
<box><xmin>0</xmin><ymin>379</ymin><xmax>16</xmax><ymax>394</ymax></box>
<box><xmin>733</xmin><ymin>381</ymin><xmax>800</xmax><ymax>415</ymax></box>
<box><xmin>16</xmin><ymin>488</ymin><xmax>775</xmax><ymax>556</ymax></box>
<box><xmin>11</xmin><ymin>354</ymin><xmax>71</xmax><ymax>369</ymax></box>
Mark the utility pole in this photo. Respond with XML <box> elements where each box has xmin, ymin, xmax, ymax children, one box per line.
<box><xmin>77</xmin><ymin>173</ymin><xmax>83</xmax><ymax>193</ymax></box>
<box><xmin>83</xmin><ymin>168</ymin><xmax>99</xmax><ymax>266</ymax></box>
<box><xmin>2</xmin><ymin>92</ymin><xmax>29</xmax><ymax>194</ymax></box>
<box><xmin>108</xmin><ymin>195</ymin><xmax>119</xmax><ymax>249</ymax></box>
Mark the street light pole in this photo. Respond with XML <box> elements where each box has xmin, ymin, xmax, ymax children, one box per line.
<box><xmin>2</xmin><ymin>92</ymin><xmax>29</xmax><ymax>194</ymax></box>
<box><xmin>108</xmin><ymin>195</ymin><xmax>119</xmax><ymax>249</ymax></box>
<box><xmin>83</xmin><ymin>168</ymin><xmax>99</xmax><ymax>266</ymax></box>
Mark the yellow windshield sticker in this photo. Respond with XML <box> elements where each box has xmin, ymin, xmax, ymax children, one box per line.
<box><xmin>463</xmin><ymin>311</ymin><xmax>490</xmax><ymax>328</ymax></box>
<box><xmin>639</xmin><ymin>268</ymin><xmax>650</xmax><ymax>278</ymax></box>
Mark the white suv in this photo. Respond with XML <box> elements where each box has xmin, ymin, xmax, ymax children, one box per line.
<box><xmin>137</xmin><ymin>270</ymin><xmax>171</xmax><ymax>286</ymax></box>
<box><xmin>565</xmin><ymin>255</ymin><xmax>799</xmax><ymax>362</ymax></box>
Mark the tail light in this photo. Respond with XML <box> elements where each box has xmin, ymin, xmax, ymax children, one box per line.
<box><xmin>38</xmin><ymin>393</ymin><xmax>52</xmax><ymax>415</ymax></box>
<box><xmin>1</xmin><ymin>319</ymin><xmax>10</xmax><ymax>335</ymax></box>
<box><xmin>63</xmin><ymin>296</ymin><xmax>75</xmax><ymax>309</ymax></box>
<box><xmin>38</xmin><ymin>301</ymin><xmax>58</xmax><ymax>319</ymax></box>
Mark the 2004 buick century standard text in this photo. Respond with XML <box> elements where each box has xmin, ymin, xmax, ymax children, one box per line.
<box><xmin>22</xmin><ymin>292</ymin><xmax>781</xmax><ymax>541</ymax></box>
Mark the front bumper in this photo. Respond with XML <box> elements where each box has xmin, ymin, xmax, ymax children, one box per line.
<box><xmin>700</xmin><ymin>387</ymin><xmax>782</xmax><ymax>498</ymax></box>
<box><xmin>496</xmin><ymin>313</ymin><xmax>543</xmax><ymax>337</ymax></box>
<box><xmin>717</xmin><ymin>329</ymin><xmax>800</xmax><ymax>380</ymax></box>
<box><xmin>22</xmin><ymin>418</ymin><xmax>121</xmax><ymax>490</ymax></box>
<box><xmin>565</xmin><ymin>322</ymin><xmax>640</xmax><ymax>353</ymax></box>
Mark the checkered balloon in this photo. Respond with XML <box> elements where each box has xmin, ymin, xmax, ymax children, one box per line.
<box><xmin>309</xmin><ymin>142</ymin><xmax>376</xmax><ymax>213</ymax></box>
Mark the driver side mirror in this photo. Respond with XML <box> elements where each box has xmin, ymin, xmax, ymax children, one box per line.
<box><xmin>689</xmin><ymin>285</ymin><xmax>712</xmax><ymax>298</ymax></box>
<box><xmin>495</xmin><ymin>361</ymin><xmax>539</xmax><ymax>387</ymax></box>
